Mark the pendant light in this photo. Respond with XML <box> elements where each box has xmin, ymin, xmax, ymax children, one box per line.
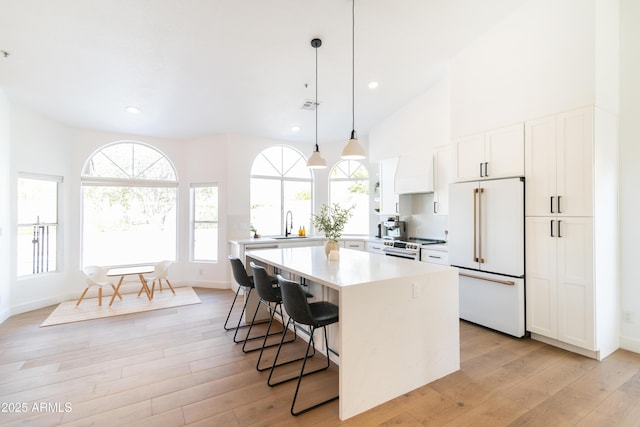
<box><xmin>341</xmin><ymin>0</ymin><xmax>366</xmax><ymax>160</ymax></box>
<box><xmin>306</xmin><ymin>38</ymin><xmax>328</xmax><ymax>169</ymax></box>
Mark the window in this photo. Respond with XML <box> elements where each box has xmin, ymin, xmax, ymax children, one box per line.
<box><xmin>250</xmin><ymin>146</ymin><xmax>312</xmax><ymax>236</ymax></box>
<box><xmin>17</xmin><ymin>174</ymin><xmax>62</xmax><ymax>276</ymax></box>
<box><xmin>81</xmin><ymin>141</ymin><xmax>178</xmax><ymax>267</ymax></box>
<box><xmin>329</xmin><ymin>160</ymin><xmax>369</xmax><ymax>235</ymax></box>
<box><xmin>191</xmin><ymin>184</ymin><xmax>218</xmax><ymax>262</ymax></box>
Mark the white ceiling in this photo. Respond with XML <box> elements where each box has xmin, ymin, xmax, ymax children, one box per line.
<box><xmin>0</xmin><ymin>0</ymin><xmax>524</xmax><ymax>144</ymax></box>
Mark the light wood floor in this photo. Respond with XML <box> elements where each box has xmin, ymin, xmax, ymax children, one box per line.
<box><xmin>2</xmin><ymin>287</ymin><xmax>640</xmax><ymax>426</ymax></box>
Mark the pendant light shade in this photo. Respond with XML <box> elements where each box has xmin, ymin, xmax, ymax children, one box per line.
<box><xmin>307</xmin><ymin>38</ymin><xmax>327</xmax><ymax>169</ymax></box>
<box><xmin>341</xmin><ymin>0</ymin><xmax>366</xmax><ymax>160</ymax></box>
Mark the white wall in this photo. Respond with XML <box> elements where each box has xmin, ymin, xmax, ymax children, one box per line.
<box><xmin>0</xmin><ymin>90</ymin><xmax>11</xmax><ymax>323</ymax></box>
<box><xmin>450</xmin><ymin>0</ymin><xmax>596</xmax><ymax>137</ymax></box>
<box><xmin>369</xmin><ymin>74</ymin><xmax>450</xmax><ymax>161</ymax></box>
<box><xmin>619</xmin><ymin>0</ymin><xmax>640</xmax><ymax>351</ymax></box>
<box><xmin>10</xmin><ymin>106</ymin><xmax>76</xmax><ymax>313</ymax></box>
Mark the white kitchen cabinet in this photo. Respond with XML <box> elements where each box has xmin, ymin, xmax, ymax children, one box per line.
<box><xmin>454</xmin><ymin>123</ymin><xmax>524</xmax><ymax>182</ymax></box>
<box><xmin>432</xmin><ymin>145</ymin><xmax>452</xmax><ymax>215</ymax></box>
<box><xmin>420</xmin><ymin>248</ymin><xmax>449</xmax><ymax>265</ymax></box>
<box><xmin>341</xmin><ymin>240</ymin><xmax>364</xmax><ymax>251</ymax></box>
<box><xmin>525</xmin><ymin>107</ymin><xmax>593</xmax><ymax>217</ymax></box>
<box><xmin>526</xmin><ymin>217</ymin><xmax>594</xmax><ymax>350</ymax></box>
<box><xmin>379</xmin><ymin>157</ymin><xmax>399</xmax><ymax>215</ymax></box>
<box><xmin>366</xmin><ymin>241</ymin><xmax>384</xmax><ymax>255</ymax></box>
<box><xmin>455</xmin><ymin>123</ymin><xmax>524</xmax><ymax>182</ymax></box>
<box><xmin>394</xmin><ymin>152</ymin><xmax>434</xmax><ymax>194</ymax></box>
<box><xmin>524</xmin><ymin>105</ymin><xmax>618</xmax><ymax>360</ymax></box>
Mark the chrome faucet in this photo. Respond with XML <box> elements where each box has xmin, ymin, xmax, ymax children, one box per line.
<box><xmin>285</xmin><ymin>210</ymin><xmax>293</xmax><ymax>237</ymax></box>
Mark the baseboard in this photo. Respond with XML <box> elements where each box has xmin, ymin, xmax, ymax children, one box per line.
<box><xmin>530</xmin><ymin>333</ymin><xmax>600</xmax><ymax>360</ymax></box>
<box><xmin>620</xmin><ymin>336</ymin><xmax>640</xmax><ymax>355</ymax></box>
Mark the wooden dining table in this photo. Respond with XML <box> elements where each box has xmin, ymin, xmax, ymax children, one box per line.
<box><xmin>106</xmin><ymin>265</ymin><xmax>155</xmax><ymax>306</ymax></box>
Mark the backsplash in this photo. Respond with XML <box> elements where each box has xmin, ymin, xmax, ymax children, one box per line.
<box><xmin>398</xmin><ymin>193</ymin><xmax>448</xmax><ymax>240</ymax></box>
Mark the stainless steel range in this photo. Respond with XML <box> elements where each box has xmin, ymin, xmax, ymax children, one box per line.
<box><xmin>382</xmin><ymin>237</ymin><xmax>446</xmax><ymax>260</ymax></box>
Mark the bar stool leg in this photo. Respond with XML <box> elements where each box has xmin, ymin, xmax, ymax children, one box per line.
<box><xmin>290</xmin><ymin>325</ymin><xmax>339</xmax><ymax>416</ymax></box>
<box><xmin>241</xmin><ymin>298</ymin><xmax>289</xmax><ymax>351</ymax></box>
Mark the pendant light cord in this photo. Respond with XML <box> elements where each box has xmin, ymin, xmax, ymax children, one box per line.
<box><xmin>351</xmin><ymin>0</ymin><xmax>355</xmax><ymax>132</ymax></box>
<box><xmin>315</xmin><ymin>41</ymin><xmax>319</xmax><ymax>151</ymax></box>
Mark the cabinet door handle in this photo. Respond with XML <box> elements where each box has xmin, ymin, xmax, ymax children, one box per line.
<box><xmin>558</xmin><ymin>196</ymin><xmax>562</xmax><ymax>213</ymax></box>
<box><xmin>479</xmin><ymin>163</ymin><xmax>484</xmax><ymax>177</ymax></box>
<box><xmin>395</xmin><ymin>202</ymin><xmax>399</xmax><ymax>213</ymax></box>
<box><xmin>558</xmin><ymin>220</ymin><xmax>562</xmax><ymax>238</ymax></box>
<box><xmin>550</xmin><ymin>220</ymin><xmax>554</xmax><ymax>237</ymax></box>
<box><xmin>484</xmin><ymin>162</ymin><xmax>489</xmax><ymax>177</ymax></box>
<box><xmin>429</xmin><ymin>255</ymin><xmax>442</xmax><ymax>259</ymax></box>
<box><xmin>550</xmin><ymin>196</ymin><xmax>555</xmax><ymax>213</ymax></box>
<box><xmin>433</xmin><ymin>201</ymin><xmax>438</xmax><ymax>214</ymax></box>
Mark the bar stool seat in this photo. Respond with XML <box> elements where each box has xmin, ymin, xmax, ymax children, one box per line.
<box><xmin>225</xmin><ymin>257</ymin><xmax>277</xmax><ymax>343</ymax></box>
<box><xmin>269</xmin><ymin>275</ymin><xmax>339</xmax><ymax>416</ymax></box>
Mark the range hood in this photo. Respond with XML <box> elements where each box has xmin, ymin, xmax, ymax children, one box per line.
<box><xmin>394</xmin><ymin>153</ymin><xmax>434</xmax><ymax>194</ymax></box>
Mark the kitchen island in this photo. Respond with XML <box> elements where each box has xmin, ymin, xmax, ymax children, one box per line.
<box><xmin>245</xmin><ymin>246</ymin><xmax>459</xmax><ymax>420</ymax></box>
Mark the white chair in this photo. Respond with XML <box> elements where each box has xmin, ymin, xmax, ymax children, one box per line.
<box><xmin>144</xmin><ymin>260</ymin><xmax>175</xmax><ymax>298</ymax></box>
<box><xmin>77</xmin><ymin>266</ymin><xmax>122</xmax><ymax>307</ymax></box>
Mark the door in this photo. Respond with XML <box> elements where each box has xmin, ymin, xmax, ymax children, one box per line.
<box><xmin>448</xmin><ymin>180</ymin><xmax>480</xmax><ymax>270</ymax></box>
<box><xmin>484</xmin><ymin>123</ymin><xmax>524</xmax><ymax>179</ymax></box>
<box><xmin>478</xmin><ymin>178</ymin><xmax>524</xmax><ymax>276</ymax></box>
<box><xmin>556</xmin><ymin>108</ymin><xmax>593</xmax><ymax>217</ymax></box>
<box><xmin>454</xmin><ymin>133</ymin><xmax>484</xmax><ymax>182</ymax></box>
<box><xmin>557</xmin><ymin>217</ymin><xmax>594</xmax><ymax>350</ymax></box>
<box><xmin>525</xmin><ymin>217</ymin><xmax>558</xmax><ymax>337</ymax></box>
<box><xmin>525</xmin><ymin>115</ymin><xmax>557</xmax><ymax>216</ymax></box>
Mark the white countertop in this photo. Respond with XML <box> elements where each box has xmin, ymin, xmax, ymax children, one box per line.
<box><xmin>246</xmin><ymin>246</ymin><xmax>453</xmax><ymax>290</ymax></box>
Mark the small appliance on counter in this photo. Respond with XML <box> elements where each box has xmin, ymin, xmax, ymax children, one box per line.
<box><xmin>382</xmin><ymin>216</ymin><xmax>406</xmax><ymax>241</ymax></box>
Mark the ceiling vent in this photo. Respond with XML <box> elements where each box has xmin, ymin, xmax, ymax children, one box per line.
<box><xmin>301</xmin><ymin>99</ymin><xmax>319</xmax><ymax>110</ymax></box>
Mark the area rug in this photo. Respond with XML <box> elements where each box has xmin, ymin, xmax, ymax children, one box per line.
<box><xmin>40</xmin><ymin>286</ymin><xmax>201</xmax><ymax>327</ymax></box>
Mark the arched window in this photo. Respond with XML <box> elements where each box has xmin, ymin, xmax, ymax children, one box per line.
<box><xmin>250</xmin><ymin>145</ymin><xmax>312</xmax><ymax>237</ymax></box>
<box><xmin>330</xmin><ymin>160</ymin><xmax>369</xmax><ymax>235</ymax></box>
<box><xmin>81</xmin><ymin>141</ymin><xmax>178</xmax><ymax>266</ymax></box>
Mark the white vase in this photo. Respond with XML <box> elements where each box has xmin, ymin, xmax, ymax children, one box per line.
<box><xmin>324</xmin><ymin>239</ymin><xmax>340</xmax><ymax>257</ymax></box>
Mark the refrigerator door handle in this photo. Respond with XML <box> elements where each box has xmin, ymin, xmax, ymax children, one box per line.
<box><xmin>473</xmin><ymin>188</ymin><xmax>478</xmax><ymax>262</ymax></box>
<box><xmin>478</xmin><ymin>187</ymin><xmax>485</xmax><ymax>264</ymax></box>
<box><xmin>460</xmin><ymin>272</ymin><xmax>515</xmax><ymax>286</ymax></box>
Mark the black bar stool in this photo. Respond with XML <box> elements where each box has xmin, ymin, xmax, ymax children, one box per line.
<box><xmin>248</xmin><ymin>263</ymin><xmax>314</xmax><ymax>368</ymax></box>
<box><xmin>225</xmin><ymin>257</ymin><xmax>277</xmax><ymax>343</ymax></box>
<box><xmin>269</xmin><ymin>275</ymin><xmax>339</xmax><ymax>416</ymax></box>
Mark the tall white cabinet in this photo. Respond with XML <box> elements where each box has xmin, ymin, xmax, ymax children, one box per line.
<box><xmin>524</xmin><ymin>106</ymin><xmax>618</xmax><ymax>359</ymax></box>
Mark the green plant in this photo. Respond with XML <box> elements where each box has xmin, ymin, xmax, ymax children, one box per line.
<box><xmin>311</xmin><ymin>203</ymin><xmax>354</xmax><ymax>241</ymax></box>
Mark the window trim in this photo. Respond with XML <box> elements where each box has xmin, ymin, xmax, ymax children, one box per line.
<box><xmin>190</xmin><ymin>182</ymin><xmax>219</xmax><ymax>263</ymax></box>
<box><xmin>17</xmin><ymin>172</ymin><xmax>63</xmax><ymax>277</ymax></box>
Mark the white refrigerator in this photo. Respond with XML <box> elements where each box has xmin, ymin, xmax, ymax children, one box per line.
<box><xmin>448</xmin><ymin>177</ymin><xmax>525</xmax><ymax>337</ymax></box>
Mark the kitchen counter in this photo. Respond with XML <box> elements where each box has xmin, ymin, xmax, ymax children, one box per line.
<box><xmin>245</xmin><ymin>246</ymin><xmax>459</xmax><ymax>420</ymax></box>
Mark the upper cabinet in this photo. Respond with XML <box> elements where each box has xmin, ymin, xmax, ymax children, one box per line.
<box><xmin>394</xmin><ymin>152</ymin><xmax>434</xmax><ymax>195</ymax></box>
<box><xmin>379</xmin><ymin>157</ymin><xmax>399</xmax><ymax>215</ymax></box>
<box><xmin>454</xmin><ymin>123</ymin><xmax>524</xmax><ymax>182</ymax></box>
<box><xmin>433</xmin><ymin>145</ymin><xmax>452</xmax><ymax>215</ymax></box>
<box><xmin>525</xmin><ymin>108</ymin><xmax>594</xmax><ymax>217</ymax></box>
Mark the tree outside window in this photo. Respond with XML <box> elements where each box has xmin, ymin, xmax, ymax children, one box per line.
<box><xmin>329</xmin><ymin>160</ymin><xmax>369</xmax><ymax>235</ymax></box>
<box><xmin>191</xmin><ymin>184</ymin><xmax>218</xmax><ymax>262</ymax></box>
<box><xmin>17</xmin><ymin>174</ymin><xmax>61</xmax><ymax>276</ymax></box>
<box><xmin>81</xmin><ymin>142</ymin><xmax>178</xmax><ymax>267</ymax></box>
<box><xmin>250</xmin><ymin>146</ymin><xmax>312</xmax><ymax>237</ymax></box>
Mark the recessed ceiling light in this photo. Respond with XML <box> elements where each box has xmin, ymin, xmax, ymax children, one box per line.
<box><xmin>368</xmin><ymin>81</ymin><xmax>379</xmax><ymax>89</ymax></box>
<box><xmin>291</xmin><ymin>126</ymin><xmax>300</xmax><ymax>132</ymax></box>
<box><xmin>126</xmin><ymin>106</ymin><xmax>141</xmax><ymax>114</ymax></box>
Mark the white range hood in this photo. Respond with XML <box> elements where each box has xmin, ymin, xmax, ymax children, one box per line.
<box><xmin>394</xmin><ymin>153</ymin><xmax>434</xmax><ymax>194</ymax></box>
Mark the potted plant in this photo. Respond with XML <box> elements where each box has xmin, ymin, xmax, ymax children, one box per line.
<box><xmin>311</xmin><ymin>203</ymin><xmax>354</xmax><ymax>256</ymax></box>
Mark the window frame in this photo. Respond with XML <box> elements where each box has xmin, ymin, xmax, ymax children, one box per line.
<box><xmin>250</xmin><ymin>145</ymin><xmax>313</xmax><ymax>237</ymax></box>
<box><xmin>80</xmin><ymin>141</ymin><xmax>179</xmax><ymax>268</ymax></box>
<box><xmin>328</xmin><ymin>160</ymin><xmax>370</xmax><ymax>236</ymax></box>
<box><xmin>16</xmin><ymin>172</ymin><xmax>63</xmax><ymax>277</ymax></box>
<box><xmin>190</xmin><ymin>183</ymin><xmax>219</xmax><ymax>263</ymax></box>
